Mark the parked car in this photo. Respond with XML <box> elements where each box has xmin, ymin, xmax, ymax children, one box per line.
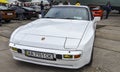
<box><xmin>90</xmin><ymin>5</ymin><xmax>104</xmax><ymax>19</ymax></box>
<box><xmin>22</xmin><ymin>7</ymin><xmax>39</xmax><ymax>19</ymax></box>
<box><xmin>0</xmin><ymin>5</ymin><xmax>16</xmax><ymax>22</ymax></box>
<box><xmin>9</xmin><ymin>5</ymin><xmax>99</xmax><ymax>69</ymax></box>
<box><xmin>10</xmin><ymin>6</ymin><xmax>38</xmax><ymax>20</ymax></box>
<box><xmin>30</xmin><ymin>5</ymin><xmax>41</xmax><ymax>14</ymax></box>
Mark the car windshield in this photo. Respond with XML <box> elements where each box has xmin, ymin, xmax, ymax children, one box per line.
<box><xmin>0</xmin><ymin>6</ymin><xmax>8</xmax><ymax>10</ymax></box>
<box><xmin>44</xmin><ymin>7</ymin><xmax>89</xmax><ymax>20</ymax></box>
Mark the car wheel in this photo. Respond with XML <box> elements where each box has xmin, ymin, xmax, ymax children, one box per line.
<box><xmin>101</xmin><ymin>14</ymin><xmax>103</xmax><ymax>20</ymax></box>
<box><xmin>18</xmin><ymin>15</ymin><xmax>24</xmax><ymax>20</ymax></box>
<box><xmin>26</xmin><ymin>17</ymin><xmax>31</xmax><ymax>20</ymax></box>
<box><xmin>5</xmin><ymin>20</ymin><xmax>11</xmax><ymax>23</ymax></box>
<box><xmin>25</xmin><ymin>14</ymin><xmax>32</xmax><ymax>20</ymax></box>
<box><xmin>119</xmin><ymin>10</ymin><xmax>120</xmax><ymax>14</ymax></box>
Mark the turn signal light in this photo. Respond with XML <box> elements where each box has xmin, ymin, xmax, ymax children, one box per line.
<box><xmin>12</xmin><ymin>47</ymin><xmax>17</xmax><ymax>51</ymax></box>
<box><xmin>11</xmin><ymin>47</ymin><xmax>22</xmax><ymax>53</ymax></box>
<box><xmin>63</xmin><ymin>54</ymin><xmax>81</xmax><ymax>59</ymax></box>
<box><xmin>74</xmin><ymin>54</ymin><xmax>81</xmax><ymax>58</ymax></box>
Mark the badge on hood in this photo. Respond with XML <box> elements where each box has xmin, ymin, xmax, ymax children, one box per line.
<box><xmin>41</xmin><ymin>37</ymin><xmax>45</xmax><ymax>41</ymax></box>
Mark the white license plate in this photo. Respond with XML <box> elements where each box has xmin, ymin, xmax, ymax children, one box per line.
<box><xmin>7</xmin><ymin>13</ymin><xmax>13</xmax><ymax>15</ymax></box>
<box><xmin>25</xmin><ymin>50</ymin><xmax>55</xmax><ymax>60</ymax></box>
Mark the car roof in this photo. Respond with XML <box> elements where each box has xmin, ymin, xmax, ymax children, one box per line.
<box><xmin>52</xmin><ymin>5</ymin><xmax>89</xmax><ymax>9</ymax></box>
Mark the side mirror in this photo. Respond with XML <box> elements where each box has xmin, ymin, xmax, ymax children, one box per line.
<box><xmin>39</xmin><ymin>14</ymin><xmax>42</xmax><ymax>18</ymax></box>
<box><xmin>94</xmin><ymin>17</ymin><xmax>101</xmax><ymax>22</ymax></box>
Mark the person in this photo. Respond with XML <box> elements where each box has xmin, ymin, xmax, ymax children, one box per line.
<box><xmin>53</xmin><ymin>0</ymin><xmax>58</xmax><ymax>5</ymax></box>
<box><xmin>63</xmin><ymin>1</ymin><xmax>68</xmax><ymax>5</ymax></box>
<box><xmin>58</xmin><ymin>1</ymin><xmax>63</xmax><ymax>5</ymax></box>
<box><xmin>50</xmin><ymin>0</ymin><xmax>53</xmax><ymax>7</ymax></box>
<box><xmin>0</xmin><ymin>4</ymin><xmax>2</xmax><ymax>26</ymax></box>
<box><xmin>0</xmin><ymin>13</ymin><xmax>2</xmax><ymax>26</ymax></box>
<box><xmin>105</xmin><ymin>1</ymin><xmax>111</xmax><ymax>19</ymax></box>
<box><xmin>50</xmin><ymin>0</ymin><xmax>58</xmax><ymax>7</ymax></box>
<box><xmin>75</xmin><ymin>1</ymin><xmax>80</xmax><ymax>6</ymax></box>
<box><xmin>40</xmin><ymin>1</ymin><xmax>44</xmax><ymax>18</ymax></box>
<box><xmin>67</xmin><ymin>0</ymin><xmax>71</xmax><ymax>5</ymax></box>
<box><xmin>63</xmin><ymin>0</ymin><xmax>71</xmax><ymax>5</ymax></box>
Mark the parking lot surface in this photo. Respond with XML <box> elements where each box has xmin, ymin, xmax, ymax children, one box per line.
<box><xmin>0</xmin><ymin>13</ymin><xmax>120</xmax><ymax>72</ymax></box>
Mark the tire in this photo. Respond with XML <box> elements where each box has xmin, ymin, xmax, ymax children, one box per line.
<box><xmin>27</xmin><ymin>17</ymin><xmax>31</xmax><ymax>20</ymax></box>
<box><xmin>18</xmin><ymin>14</ymin><xmax>24</xmax><ymax>20</ymax></box>
<box><xmin>101</xmin><ymin>14</ymin><xmax>103</xmax><ymax>20</ymax></box>
<box><xmin>119</xmin><ymin>10</ymin><xmax>120</xmax><ymax>14</ymax></box>
<box><xmin>5</xmin><ymin>20</ymin><xmax>11</xmax><ymax>23</ymax></box>
<box><xmin>26</xmin><ymin>16</ymin><xmax>31</xmax><ymax>20</ymax></box>
<box><xmin>25</xmin><ymin>14</ymin><xmax>32</xmax><ymax>20</ymax></box>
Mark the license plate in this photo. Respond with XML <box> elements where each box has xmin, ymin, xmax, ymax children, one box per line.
<box><xmin>25</xmin><ymin>50</ymin><xmax>55</xmax><ymax>60</ymax></box>
<box><xmin>7</xmin><ymin>13</ymin><xmax>13</xmax><ymax>15</ymax></box>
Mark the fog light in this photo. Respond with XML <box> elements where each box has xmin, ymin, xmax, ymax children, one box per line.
<box><xmin>63</xmin><ymin>54</ymin><xmax>73</xmax><ymax>58</ymax></box>
<box><xmin>12</xmin><ymin>47</ymin><xmax>17</xmax><ymax>51</ymax></box>
<box><xmin>74</xmin><ymin>54</ymin><xmax>81</xmax><ymax>58</ymax></box>
<box><xmin>11</xmin><ymin>47</ymin><xmax>22</xmax><ymax>53</ymax></box>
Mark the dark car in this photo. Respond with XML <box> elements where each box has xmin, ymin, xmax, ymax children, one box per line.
<box><xmin>30</xmin><ymin>6</ymin><xmax>41</xmax><ymax>14</ymax></box>
<box><xmin>10</xmin><ymin>6</ymin><xmax>38</xmax><ymax>20</ymax></box>
<box><xmin>23</xmin><ymin>7</ymin><xmax>39</xmax><ymax>19</ymax></box>
<box><xmin>0</xmin><ymin>5</ymin><xmax>16</xmax><ymax>22</ymax></box>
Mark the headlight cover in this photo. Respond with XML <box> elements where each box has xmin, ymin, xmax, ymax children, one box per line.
<box><xmin>64</xmin><ymin>38</ymin><xmax>81</xmax><ymax>49</ymax></box>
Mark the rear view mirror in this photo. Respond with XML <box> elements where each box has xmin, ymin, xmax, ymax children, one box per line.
<box><xmin>94</xmin><ymin>17</ymin><xmax>100</xmax><ymax>22</ymax></box>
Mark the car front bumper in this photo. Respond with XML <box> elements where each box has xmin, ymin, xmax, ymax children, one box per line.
<box><xmin>9</xmin><ymin>43</ymin><xmax>88</xmax><ymax>69</ymax></box>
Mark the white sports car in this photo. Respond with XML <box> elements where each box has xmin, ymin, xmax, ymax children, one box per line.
<box><xmin>9</xmin><ymin>5</ymin><xmax>99</xmax><ymax>69</ymax></box>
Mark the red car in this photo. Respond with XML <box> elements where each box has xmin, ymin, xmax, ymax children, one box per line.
<box><xmin>0</xmin><ymin>5</ymin><xmax>16</xmax><ymax>22</ymax></box>
<box><xmin>90</xmin><ymin>6</ymin><xmax>104</xmax><ymax>19</ymax></box>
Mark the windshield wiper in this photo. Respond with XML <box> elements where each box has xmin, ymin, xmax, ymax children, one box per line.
<box><xmin>44</xmin><ymin>17</ymin><xmax>56</xmax><ymax>18</ymax></box>
<box><xmin>44</xmin><ymin>17</ymin><xmax>79</xmax><ymax>20</ymax></box>
<box><xmin>64</xmin><ymin>18</ymin><xmax>75</xmax><ymax>19</ymax></box>
<box><xmin>63</xmin><ymin>17</ymin><xmax>82</xmax><ymax>20</ymax></box>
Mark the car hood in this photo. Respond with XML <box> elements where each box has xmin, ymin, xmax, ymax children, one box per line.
<box><xmin>12</xmin><ymin>19</ymin><xmax>90</xmax><ymax>50</ymax></box>
<box><xmin>19</xmin><ymin>19</ymin><xmax>89</xmax><ymax>38</ymax></box>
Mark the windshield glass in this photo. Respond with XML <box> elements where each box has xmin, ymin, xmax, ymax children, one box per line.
<box><xmin>0</xmin><ymin>6</ymin><xmax>8</xmax><ymax>10</ymax></box>
<box><xmin>44</xmin><ymin>7</ymin><xmax>89</xmax><ymax>20</ymax></box>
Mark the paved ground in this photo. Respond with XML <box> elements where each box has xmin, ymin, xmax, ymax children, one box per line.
<box><xmin>0</xmin><ymin>13</ymin><xmax>120</xmax><ymax>72</ymax></box>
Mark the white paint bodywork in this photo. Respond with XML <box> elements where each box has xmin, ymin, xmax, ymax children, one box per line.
<box><xmin>9</xmin><ymin>5</ymin><xmax>97</xmax><ymax>69</ymax></box>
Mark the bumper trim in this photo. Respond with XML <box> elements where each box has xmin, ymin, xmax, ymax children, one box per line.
<box><xmin>14</xmin><ymin>56</ymin><xmax>74</xmax><ymax>68</ymax></box>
